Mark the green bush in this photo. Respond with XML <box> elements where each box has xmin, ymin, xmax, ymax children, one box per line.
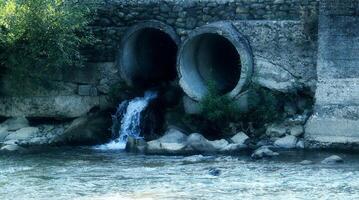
<box><xmin>0</xmin><ymin>0</ymin><xmax>94</xmax><ymax>84</ymax></box>
<box><xmin>199</xmin><ymin>81</ymin><xmax>241</xmax><ymax>135</ymax></box>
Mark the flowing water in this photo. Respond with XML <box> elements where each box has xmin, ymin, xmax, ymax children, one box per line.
<box><xmin>1</xmin><ymin>148</ymin><xmax>359</xmax><ymax>200</ymax></box>
<box><xmin>96</xmin><ymin>91</ymin><xmax>157</xmax><ymax>150</ymax></box>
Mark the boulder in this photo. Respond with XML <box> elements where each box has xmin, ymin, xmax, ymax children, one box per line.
<box><xmin>54</xmin><ymin>111</ymin><xmax>112</xmax><ymax>145</ymax></box>
<box><xmin>254</xmin><ymin>58</ymin><xmax>298</xmax><ymax>93</ymax></box>
<box><xmin>290</xmin><ymin>125</ymin><xmax>304</xmax><ymax>137</ymax></box>
<box><xmin>146</xmin><ymin>128</ymin><xmax>188</xmax><ymax>154</ymax></box>
<box><xmin>321</xmin><ymin>155</ymin><xmax>343</xmax><ymax>164</ymax></box>
<box><xmin>274</xmin><ymin>135</ymin><xmax>298</xmax><ymax>149</ymax></box>
<box><xmin>146</xmin><ymin>140</ymin><xmax>187</xmax><ymax>154</ymax></box>
<box><xmin>221</xmin><ymin>143</ymin><xmax>247</xmax><ymax>152</ymax></box>
<box><xmin>251</xmin><ymin>146</ymin><xmax>279</xmax><ymax>159</ymax></box>
<box><xmin>1</xmin><ymin>117</ymin><xmax>29</xmax><ymax>131</ymax></box>
<box><xmin>266</xmin><ymin>124</ymin><xmax>287</xmax><ymax>138</ymax></box>
<box><xmin>5</xmin><ymin>127</ymin><xmax>39</xmax><ymax>141</ymax></box>
<box><xmin>209</xmin><ymin>139</ymin><xmax>229</xmax><ymax>151</ymax></box>
<box><xmin>186</xmin><ymin>133</ymin><xmax>216</xmax><ymax>152</ymax></box>
<box><xmin>230</xmin><ymin>132</ymin><xmax>249</xmax><ymax>144</ymax></box>
<box><xmin>159</xmin><ymin>128</ymin><xmax>187</xmax><ymax>143</ymax></box>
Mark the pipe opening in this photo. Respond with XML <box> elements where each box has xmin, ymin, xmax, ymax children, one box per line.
<box><xmin>178</xmin><ymin>23</ymin><xmax>253</xmax><ymax>101</ymax></box>
<box><xmin>196</xmin><ymin>33</ymin><xmax>241</xmax><ymax>94</ymax></box>
<box><xmin>121</xmin><ymin>27</ymin><xmax>178</xmax><ymax>88</ymax></box>
<box><xmin>180</xmin><ymin>33</ymin><xmax>242</xmax><ymax>98</ymax></box>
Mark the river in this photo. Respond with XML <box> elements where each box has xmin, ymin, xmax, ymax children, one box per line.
<box><xmin>0</xmin><ymin>148</ymin><xmax>359</xmax><ymax>200</ymax></box>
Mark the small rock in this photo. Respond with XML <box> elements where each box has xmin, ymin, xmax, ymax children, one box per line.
<box><xmin>230</xmin><ymin>132</ymin><xmax>249</xmax><ymax>144</ymax></box>
<box><xmin>182</xmin><ymin>155</ymin><xmax>214</xmax><ymax>163</ymax></box>
<box><xmin>266</xmin><ymin>124</ymin><xmax>287</xmax><ymax>138</ymax></box>
<box><xmin>290</xmin><ymin>125</ymin><xmax>304</xmax><ymax>137</ymax></box>
<box><xmin>1</xmin><ymin>144</ymin><xmax>23</xmax><ymax>152</ymax></box>
<box><xmin>186</xmin><ymin>133</ymin><xmax>215</xmax><ymax>152</ymax></box>
<box><xmin>5</xmin><ymin>127</ymin><xmax>39</xmax><ymax>141</ymax></box>
<box><xmin>3</xmin><ymin>139</ymin><xmax>19</xmax><ymax>145</ymax></box>
<box><xmin>0</xmin><ymin>126</ymin><xmax>9</xmax><ymax>141</ymax></box>
<box><xmin>221</xmin><ymin>143</ymin><xmax>247</xmax><ymax>152</ymax></box>
<box><xmin>208</xmin><ymin>168</ymin><xmax>221</xmax><ymax>176</ymax></box>
<box><xmin>300</xmin><ymin>160</ymin><xmax>313</xmax><ymax>165</ymax></box>
<box><xmin>274</xmin><ymin>135</ymin><xmax>298</xmax><ymax>149</ymax></box>
<box><xmin>321</xmin><ymin>155</ymin><xmax>343</xmax><ymax>164</ymax></box>
<box><xmin>1</xmin><ymin>117</ymin><xmax>29</xmax><ymax>131</ymax></box>
<box><xmin>296</xmin><ymin>140</ymin><xmax>305</xmax><ymax>149</ymax></box>
<box><xmin>251</xmin><ymin>146</ymin><xmax>279</xmax><ymax>159</ymax></box>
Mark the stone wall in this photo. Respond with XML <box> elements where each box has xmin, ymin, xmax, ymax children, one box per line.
<box><xmin>88</xmin><ymin>0</ymin><xmax>319</xmax><ymax>62</ymax></box>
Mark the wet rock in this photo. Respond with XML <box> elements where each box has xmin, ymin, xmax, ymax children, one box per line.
<box><xmin>251</xmin><ymin>146</ymin><xmax>279</xmax><ymax>159</ymax></box>
<box><xmin>146</xmin><ymin>128</ymin><xmax>188</xmax><ymax>154</ymax></box>
<box><xmin>290</xmin><ymin>125</ymin><xmax>304</xmax><ymax>137</ymax></box>
<box><xmin>1</xmin><ymin>117</ymin><xmax>29</xmax><ymax>131</ymax></box>
<box><xmin>274</xmin><ymin>135</ymin><xmax>298</xmax><ymax>149</ymax></box>
<box><xmin>126</xmin><ymin>137</ymin><xmax>147</xmax><ymax>153</ymax></box>
<box><xmin>266</xmin><ymin>124</ymin><xmax>287</xmax><ymax>138</ymax></box>
<box><xmin>230</xmin><ymin>132</ymin><xmax>249</xmax><ymax>145</ymax></box>
<box><xmin>159</xmin><ymin>128</ymin><xmax>187</xmax><ymax>143</ymax></box>
<box><xmin>321</xmin><ymin>155</ymin><xmax>343</xmax><ymax>164</ymax></box>
<box><xmin>221</xmin><ymin>143</ymin><xmax>247</xmax><ymax>152</ymax></box>
<box><xmin>0</xmin><ymin>126</ymin><xmax>9</xmax><ymax>141</ymax></box>
<box><xmin>1</xmin><ymin>144</ymin><xmax>23</xmax><ymax>152</ymax></box>
<box><xmin>208</xmin><ymin>168</ymin><xmax>221</xmax><ymax>176</ymax></box>
<box><xmin>5</xmin><ymin>127</ymin><xmax>39</xmax><ymax>141</ymax></box>
<box><xmin>3</xmin><ymin>139</ymin><xmax>18</xmax><ymax>145</ymax></box>
<box><xmin>186</xmin><ymin>133</ymin><xmax>216</xmax><ymax>152</ymax></box>
<box><xmin>54</xmin><ymin>111</ymin><xmax>112</xmax><ymax>145</ymax></box>
<box><xmin>300</xmin><ymin>160</ymin><xmax>313</xmax><ymax>165</ymax></box>
<box><xmin>182</xmin><ymin>155</ymin><xmax>214</xmax><ymax>163</ymax></box>
<box><xmin>209</xmin><ymin>139</ymin><xmax>229</xmax><ymax>151</ymax></box>
<box><xmin>296</xmin><ymin>140</ymin><xmax>305</xmax><ymax>149</ymax></box>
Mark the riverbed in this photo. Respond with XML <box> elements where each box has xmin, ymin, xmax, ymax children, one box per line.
<box><xmin>0</xmin><ymin>148</ymin><xmax>358</xmax><ymax>200</ymax></box>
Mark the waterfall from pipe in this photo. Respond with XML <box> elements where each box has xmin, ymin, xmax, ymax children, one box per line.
<box><xmin>96</xmin><ymin>91</ymin><xmax>157</xmax><ymax>150</ymax></box>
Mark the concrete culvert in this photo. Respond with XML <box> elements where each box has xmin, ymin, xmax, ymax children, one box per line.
<box><xmin>118</xmin><ymin>21</ymin><xmax>180</xmax><ymax>88</ymax></box>
<box><xmin>178</xmin><ymin>22</ymin><xmax>253</xmax><ymax>101</ymax></box>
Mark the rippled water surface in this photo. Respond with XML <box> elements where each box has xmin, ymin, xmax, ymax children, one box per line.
<box><xmin>1</xmin><ymin>148</ymin><xmax>359</xmax><ymax>200</ymax></box>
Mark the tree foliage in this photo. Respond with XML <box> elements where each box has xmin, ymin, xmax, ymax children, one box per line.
<box><xmin>0</xmin><ymin>0</ymin><xmax>94</xmax><ymax>83</ymax></box>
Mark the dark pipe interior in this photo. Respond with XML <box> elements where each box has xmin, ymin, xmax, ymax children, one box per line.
<box><xmin>196</xmin><ymin>33</ymin><xmax>241</xmax><ymax>94</ymax></box>
<box><xmin>129</xmin><ymin>28</ymin><xmax>178</xmax><ymax>88</ymax></box>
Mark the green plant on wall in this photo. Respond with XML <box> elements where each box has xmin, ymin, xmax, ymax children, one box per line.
<box><xmin>0</xmin><ymin>0</ymin><xmax>94</xmax><ymax>89</ymax></box>
<box><xmin>199</xmin><ymin>80</ymin><xmax>241</xmax><ymax>135</ymax></box>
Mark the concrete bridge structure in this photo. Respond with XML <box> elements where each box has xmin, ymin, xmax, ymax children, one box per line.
<box><xmin>0</xmin><ymin>0</ymin><xmax>358</xmax><ymax>147</ymax></box>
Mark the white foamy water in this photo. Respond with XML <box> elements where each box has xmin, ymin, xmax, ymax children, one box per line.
<box><xmin>95</xmin><ymin>91</ymin><xmax>157</xmax><ymax>150</ymax></box>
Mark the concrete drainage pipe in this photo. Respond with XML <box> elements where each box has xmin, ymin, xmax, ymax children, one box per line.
<box><xmin>177</xmin><ymin>22</ymin><xmax>253</xmax><ymax>101</ymax></box>
<box><xmin>117</xmin><ymin>21</ymin><xmax>180</xmax><ymax>88</ymax></box>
